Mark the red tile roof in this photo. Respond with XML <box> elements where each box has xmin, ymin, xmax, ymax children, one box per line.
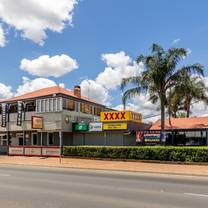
<box><xmin>0</xmin><ymin>86</ymin><xmax>103</xmax><ymax>105</ymax></box>
<box><xmin>150</xmin><ymin>117</ymin><xmax>208</xmax><ymax>130</ymax></box>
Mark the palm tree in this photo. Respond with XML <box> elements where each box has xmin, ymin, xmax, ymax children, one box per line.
<box><xmin>121</xmin><ymin>44</ymin><xmax>204</xmax><ymax>143</ymax></box>
<box><xmin>167</xmin><ymin>88</ymin><xmax>184</xmax><ymax>118</ymax></box>
<box><xmin>170</xmin><ymin>75</ymin><xmax>208</xmax><ymax>117</ymax></box>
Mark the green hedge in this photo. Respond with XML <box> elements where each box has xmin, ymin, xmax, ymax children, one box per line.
<box><xmin>63</xmin><ymin>146</ymin><xmax>208</xmax><ymax>162</ymax></box>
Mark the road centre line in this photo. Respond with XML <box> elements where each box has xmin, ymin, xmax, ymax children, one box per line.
<box><xmin>184</xmin><ymin>193</ymin><xmax>208</xmax><ymax>198</ymax></box>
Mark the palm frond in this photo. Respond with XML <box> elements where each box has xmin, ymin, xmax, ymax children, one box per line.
<box><xmin>122</xmin><ymin>87</ymin><xmax>142</xmax><ymax>107</ymax></box>
<box><xmin>167</xmin><ymin>48</ymin><xmax>187</xmax><ymax>70</ymax></box>
<box><xmin>136</xmin><ymin>55</ymin><xmax>145</xmax><ymax>64</ymax></box>
<box><xmin>151</xmin><ymin>43</ymin><xmax>164</xmax><ymax>54</ymax></box>
<box><xmin>121</xmin><ymin>76</ymin><xmax>141</xmax><ymax>90</ymax></box>
<box><xmin>165</xmin><ymin>64</ymin><xmax>204</xmax><ymax>89</ymax></box>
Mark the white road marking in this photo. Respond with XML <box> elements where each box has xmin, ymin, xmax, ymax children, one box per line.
<box><xmin>184</xmin><ymin>193</ymin><xmax>208</xmax><ymax>198</ymax></box>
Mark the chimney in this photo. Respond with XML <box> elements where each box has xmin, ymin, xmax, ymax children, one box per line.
<box><xmin>74</xmin><ymin>85</ymin><xmax>81</xmax><ymax>98</ymax></box>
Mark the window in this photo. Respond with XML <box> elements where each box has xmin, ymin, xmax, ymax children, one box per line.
<box><xmin>63</xmin><ymin>98</ymin><xmax>75</xmax><ymax>111</ymax></box>
<box><xmin>19</xmin><ymin>137</ymin><xmax>23</xmax><ymax>146</ymax></box>
<box><xmin>49</xmin><ymin>98</ymin><xmax>53</xmax><ymax>112</ymax></box>
<box><xmin>41</xmin><ymin>100</ymin><xmax>45</xmax><ymax>112</ymax></box>
<box><xmin>80</xmin><ymin>103</ymin><xmax>84</xmax><ymax>113</ymax></box>
<box><xmin>68</xmin><ymin>99</ymin><xmax>75</xmax><ymax>111</ymax></box>
<box><xmin>90</xmin><ymin>105</ymin><xmax>93</xmax><ymax>114</ymax></box>
<box><xmin>26</xmin><ymin>101</ymin><xmax>36</xmax><ymax>112</ymax></box>
<box><xmin>80</xmin><ymin>103</ymin><xmax>91</xmax><ymax>114</ymax></box>
<box><xmin>32</xmin><ymin>133</ymin><xmax>38</xmax><ymax>145</ymax></box>
<box><xmin>53</xmin><ymin>98</ymin><xmax>57</xmax><ymax>111</ymax></box>
<box><xmin>75</xmin><ymin>102</ymin><xmax>79</xmax><ymax>112</ymax></box>
<box><xmin>0</xmin><ymin>135</ymin><xmax>7</xmax><ymax>146</ymax></box>
<box><xmin>45</xmin><ymin>99</ymin><xmax>49</xmax><ymax>112</ymax></box>
<box><xmin>94</xmin><ymin>107</ymin><xmax>102</xmax><ymax>116</ymax></box>
<box><xmin>48</xmin><ymin>133</ymin><xmax>54</xmax><ymax>145</ymax></box>
<box><xmin>36</xmin><ymin>100</ymin><xmax>40</xmax><ymax>112</ymax></box>
<box><xmin>57</xmin><ymin>97</ymin><xmax>62</xmax><ymax>111</ymax></box>
<box><xmin>36</xmin><ymin>97</ymin><xmax>63</xmax><ymax>113</ymax></box>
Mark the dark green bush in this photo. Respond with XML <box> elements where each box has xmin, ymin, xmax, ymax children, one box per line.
<box><xmin>63</xmin><ymin>146</ymin><xmax>208</xmax><ymax>162</ymax></box>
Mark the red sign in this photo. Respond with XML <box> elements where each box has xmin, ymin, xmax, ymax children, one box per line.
<box><xmin>136</xmin><ymin>132</ymin><xmax>144</xmax><ymax>142</ymax></box>
<box><xmin>101</xmin><ymin>111</ymin><xmax>127</xmax><ymax>122</ymax></box>
<box><xmin>104</xmin><ymin>112</ymin><xmax>126</xmax><ymax>120</ymax></box>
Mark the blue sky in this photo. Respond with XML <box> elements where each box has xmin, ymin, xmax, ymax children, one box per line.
<box><xmin>0</xmin><ymin>0</ymin><xmax>208</xmax><ymax>120</ymax></box>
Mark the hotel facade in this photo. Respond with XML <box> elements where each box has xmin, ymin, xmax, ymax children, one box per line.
<box><xmin>0</xmin><ymin>86</ymin><xmax>146</xmax><ymax>155</ymax></box>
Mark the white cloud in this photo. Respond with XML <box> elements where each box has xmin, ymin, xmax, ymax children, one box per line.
<box><xmin>114</xmin><ymin>93</ymin><xmax>160</xmax><ymax>123</ymax></box>
<box><xmin>0</xmin><ymin>0</ymin><xmax>78</xmax><ymax>45</ymax></box>
<box><xmin>101</xmin><ymin>51</ymin><xmax>131</xmax><ymax>68</ymax></box>
<box><xmin>20</xmin><ymin>54</ymin><xmax>78</xmax><ymax>78</ymax></box>
<box><xmin>0</xmin><ymin>83</ymin><xmax>13</xmax><ymax>98</ymax></box>
<box><xmin>15</xmin><ymin>77</ymin><xmax>57</xmax><ymax>96</ymax></box>
<box><xmin>172</xmin><ymin>38</ymin><xmax>181</xmax><ymax>45</ymax></box>
<box><xmin>0</xmin><ymin>25</ymin><xmax>6</xmax><ymax>47</ymax></box>
<box><xmin>80</xmin><ymin>80</ymin><xmax>109</xmax><ymax>105</ymax></box>
<box><xmin>96</xmin><ymin>51</ymin><xmax>144</xmax><ymax>90</ymax></box>
<box><xmin>79</xmin><ymin>51</ymin><xmax>144</xmax><ymax>105</ymax></box>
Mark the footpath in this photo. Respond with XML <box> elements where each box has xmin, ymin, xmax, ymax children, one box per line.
<box><xmin>0</xmin><ymin>156</ymin><xmax>208</xmax><ymax>176</ymax></box>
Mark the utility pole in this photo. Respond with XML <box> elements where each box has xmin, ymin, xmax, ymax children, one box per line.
<box><xmin>59</xmin><ymin>131</ymin><xmax>62</xmax><ymax>164</ymax></box>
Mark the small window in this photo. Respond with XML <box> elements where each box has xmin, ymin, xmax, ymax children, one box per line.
<box><xmin>19</xmin><ymin>137</ymin><xmax>23</xmax><ymax>146</ymax></box>
<box><xmin>57</xmin><ymin>97</ymin><xmax>63</xmax><ymax>111</ymax></box>
<box><xmin>53</xmin><ymin>99</ymin><xmax>57</xmax><ymax>112</ymax></box>
<box><xmin>45</xmin><ymin>99</ymin><xmax>49</xmax><ymax>112</ymax></box>
<box><xmin>75</xmin><ymin>102</ymin><xmax>79</xmax><ymax>112</ymax></box>
<box><xmin>32</xmin><ymin>134</ymin><xmax>38</xmax><ymax>145</ymax></box>
<box><xmin>90</xmin><ymin>105</ymin><xmax>93</xmax><ymax>114</ymax></box>
<box><xmin>36</xmin><ymin>100</ymin><xmax>41</xmax><ymax>112</ymax></box>
<box><xmin>41</xmin><ymin>100</ymin><xmax>45</xmax><ymax>112</ymax></box>
<box><xmin>48</xmin><ymin>133</ymin><xmax>54</xmax><ymax>145</ymax></box>
<box><xmin>49</xmin><ymin>98</ymin><xmax>53</xmax><ymax>112</ymax></box>
<box><xmin>94</xmin><ymin>107</ymin><xmax>102</xmax><ymax>116</ymax></box>
<box><xmin>68</xmin><ymin>99</ymin><xmax>75</xmax><ymax>111</ymax></box>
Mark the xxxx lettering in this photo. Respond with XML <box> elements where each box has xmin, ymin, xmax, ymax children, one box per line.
<box><xmin>104</xmin><ymin>112</ymin><xmax>126</xmax><ymax>120</ymax></box>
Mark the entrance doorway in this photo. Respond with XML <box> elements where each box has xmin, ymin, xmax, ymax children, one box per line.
<box><xmin>0</xmin><ymin>135</ymin><xmax>7</xmax><ymax>146</ymax></box>
<box><xmin>32</xmin><ymin>133</ymin><xmax>38</xmax><ymax>145</ymax></box>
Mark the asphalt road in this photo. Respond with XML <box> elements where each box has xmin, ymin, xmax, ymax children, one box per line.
<box><xmin>0</xmin><ymin>165</ymin><xmax>207</xmax><ymax>208</ymax></box>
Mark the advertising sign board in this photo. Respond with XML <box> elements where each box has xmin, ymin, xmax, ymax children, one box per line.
<box><xmin>9</xmin><ymin>147</ymin><xmax>24</xmax><ymax>155</ymax></box>
<box><xmin>32</xmin><ymin>116</ymin><xmax>43</xmax><ymax>129</ymax></box>
<box><xmin>103</xmin><ymin>123</ymin><xmax>127</xmax><ymax>130</ymax></box>
<box><xmin>17</xmin><ymin>101</ymin><xmax>23</xmax><ymax>126</ymax></box>
<box><xmin>136</xmin><ymin>131</ymin><xmax>161</xmax><ymax>144</ymax></box>
<box><xmin>1</xmin><ymin>103</ymin><xmax>7</xmax><ymax>128</ymax></box>
<box><xmin>89</xmin><ymin>122</ymin><xmax>103</xmax><ymax>132</ymax></box>
<box><xmin>73</xmin><ymin>123</ymin><xmax>89</xmax><ymax>132</ymax></box>
<box><xmin>100</xmin><ymin>111</ymin><xmax>142</xmax><ymax>123</ymax></box>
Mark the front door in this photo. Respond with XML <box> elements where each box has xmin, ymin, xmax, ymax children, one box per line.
<box><xmin>32</xmin><ymin>133</ymin><xmax>38</xmax><ymax>145</ymax></box>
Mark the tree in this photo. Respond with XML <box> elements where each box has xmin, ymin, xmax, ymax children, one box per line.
<box><xmin>169</xmin><ymin>75</ymin><xmax>208</xmax><ymax>117</ymax></box>
<box><xmin>167</xmin><ymin>87</ymin><xmax>184</xmax><ymax>118</ymax></box>
<box><xmin>121</xmin><ymin>44</ymin><xmax>204</xmax><ymax>143</ymax></box>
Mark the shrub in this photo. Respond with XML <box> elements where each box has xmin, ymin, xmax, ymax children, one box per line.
<box><xmin>63</xmin><ymin>146</ymin><xmax>208</xmax><ymax>162</ymax></box>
